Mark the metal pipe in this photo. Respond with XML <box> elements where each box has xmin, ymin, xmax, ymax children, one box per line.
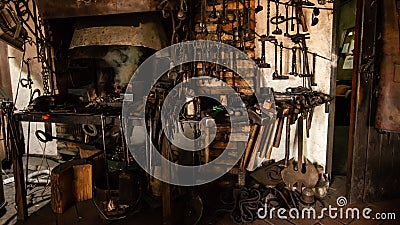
<box><xmin>100</xmin><ymin>115</ymin><xmax>111</xmax><ymax>196</ymax></box>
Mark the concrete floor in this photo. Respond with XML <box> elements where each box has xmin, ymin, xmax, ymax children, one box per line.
<box><xmin>1</xmin><ymin>158</ymin><xmax>399</xmax><ymax>225</ymax></box>
<box><xmin>1</xmin><ymin>155</ymin><xmax>58</xmax><ymax>225</ymax></box>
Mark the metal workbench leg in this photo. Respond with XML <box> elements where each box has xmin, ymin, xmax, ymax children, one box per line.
<box><xmin>12</xmin><ymin>150</ymin><xmax>28</xmax><ymax>220</ymax></box>
<box><xmin>9</xmin><ymin>114</ymin><xmax>28</xmax><ymax>220</ymax></box>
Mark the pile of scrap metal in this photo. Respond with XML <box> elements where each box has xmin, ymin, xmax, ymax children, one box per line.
<box><xmin>223</xmin><ymin>86</ymin><xmax>333</xmax><ymax>224</ymax></box>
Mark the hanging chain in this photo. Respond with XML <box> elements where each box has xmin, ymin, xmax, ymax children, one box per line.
<box><xmin>4</xmin><ymin>0</ymin><xmax>52</xmax><ymax>95</ymax></box>
<box><xmin>41</xmin><ymin>62</ymin><xmax>50</xmax><ymax>95</ymax></box>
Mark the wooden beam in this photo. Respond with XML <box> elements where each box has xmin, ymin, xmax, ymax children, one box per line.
<box><xmin>348</xmin><ymin>0</ymin><xmax>377</xmax><ymax>203</ymax></box>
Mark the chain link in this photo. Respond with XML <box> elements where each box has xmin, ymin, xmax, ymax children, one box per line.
<box><xmin>9</xmin><ymin>0</ymin><xmax>52</xmax><ymax>95</ymax></box>
<box><xmin>41</xmin><ymin>64</ymin><xmax>50</xmax><ymax>95</ymax></box>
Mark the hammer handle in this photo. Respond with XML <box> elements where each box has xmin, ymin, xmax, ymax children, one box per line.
<box><xmin>295</xmin><ymin>4</ymin><xmax>308</xmax><ymax>32</ymax></box>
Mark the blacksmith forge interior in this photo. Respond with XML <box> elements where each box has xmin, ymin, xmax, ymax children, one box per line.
<box><xmin>0</xmin><ymin>0</ymin><xmax>399</xmax><ymax>225</ymax></box>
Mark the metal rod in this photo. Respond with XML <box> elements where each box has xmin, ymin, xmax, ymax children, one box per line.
<box><xmin>267</xmin><ymin>0</ymin><xmax>271</xmax><ymax>35</ymax></box>
<box><xmin>297</xmin><ymin>115</ymin><xmax>303</xmax><ymax>171</ymax></box>
<box><xmin>279</xmin><ymin>42</ymin><xmax>284</xmax><ymax>75</ymax></box>
<box><xmin>285</xmin><ymin>4</ymin><xmax>289</xmax><ymax>35</ymax></box>
<box><xmin>25</xmin><ymin>122</ymin><xmax>30</xmax><ymax>190</ymax></box>
<box><xmin>285</xmin><ymin>115</ymin><xmax>291</xmax><ymax>167</ymax></box>
<box><xmin>101</xmin><ymin>115</ymin><xmax>111</xmax><ymax>196</ymax></box>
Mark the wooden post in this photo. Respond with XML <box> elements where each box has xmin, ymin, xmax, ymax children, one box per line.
<box><xmin>73</xmin><ymin>164</ymin><xmax>92</xmax><ymax>202</ymax></box>
<box><xmin>51</xmin><ymin>159</ymin><xmax>92</xmax><ymax>213</ymax></box>
<box><xmin>11</xmin><ymin>151</ymin><xmax>27</xmax><ymax>220</ymax></box>
<box><xmin>161</xmin><ymin>135</ymin><xmax>172</xmax><ymax>225</ymax></box>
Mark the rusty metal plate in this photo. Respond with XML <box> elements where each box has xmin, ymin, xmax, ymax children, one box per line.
<box><xmin>70</xmin><ymin>26</ymin><xmax>167</xmax><ymax>50</ymax></box>
<box><xmin>36</xmin><ymin>0</ymin><xmax>159</xmax><ymax>19</ymax></box>
<box><xmin>281</xmin><ymin>158</ymin><xmax>319</xmax><ymax>189</ymax></box>
<box><xmin>69</xmin><ymin>13</ymin><xmax>167</xmax><ymax>50</ymax></box>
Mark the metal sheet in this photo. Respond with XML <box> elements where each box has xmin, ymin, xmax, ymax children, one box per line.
<box><xmin>36</xmin><ymin>0</ymin><xmax>159</xmax><ymax>19</ymax></box>
<box><xmin>69</xmin><ymin>15</ymin><xmax>167</xmax><ymax>50</ymax></box>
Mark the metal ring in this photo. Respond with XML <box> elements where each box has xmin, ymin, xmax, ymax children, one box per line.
<box><xmin>82</xmin><ymin>124</ymin><xmax>97</xmax><ymax>137</ymax></box>
<box><xmin>35</xmin><ymin>130</ymin><xmax>52</xmax><ymax>143</ymax></box>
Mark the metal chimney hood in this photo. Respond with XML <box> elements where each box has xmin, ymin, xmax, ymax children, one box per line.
<box><xmin>35</xmin><ymin>0</ymin><xmax>160</xmax><ymax>19</ymax></box>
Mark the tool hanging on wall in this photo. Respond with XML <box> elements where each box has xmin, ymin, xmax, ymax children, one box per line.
<box><xmin>200</xmin><ymin>0</ymin><xmax>208</xmax><ymax>37</ymax></box>
<box><xmin>258</xmin><ymin>35</ymin><xmax>271</xmax><ymax>68</ymax></box>
<box><xmin>311</xmin><ymin>53</ymin><xmax>317</xmax><ymax>86</ymax></box>
<box><xmin>273</xmin><ymin>87</ymin><xmax>333</xmax><ymax>145</ymax></box>
<box><xmin>273</xmin><ymin>41</ymin><xmax>289</xmax><ymax>80</ymax></box>
<box><xmin>272</xmin><ymin>87</ymin><xmax>334</xmax><ymax>191</ymax></box>
<box><xmin>284</xmin><ymin>4</ymin><xmax>290</xmax><ymax>36</ymax></box>
<box><xmin>255</xmin><ymin>0</ymin><xmax>263</xmax><ymax>13</ymax></box>
<box><xmin>235</xmin><ymin>0</ymin><xmax>242</xmax><ymax>48</ymax></box>
<box><xmin>291</xmin><ymin>4</ymin><xmax>296</xmax><ymax>32</ymax></box>
<box><xmin>177</xmin><ymin>0</ymin><xmax>187</xmax><ymax>20</ymax></box>
<box><xmin>272</xmin><ymin>41</ymin><xmax>279</xmax><ymax>79</ymax></box>
<box><xmin>202</xmin><ymin>0</ymin><xmax>255</xmax><ymax>50</ymax></box>
<box><xmin>311</xmin><ymin>7</ymin><xmax>320</xmax><ymax>26</ymax></box>
<box><xmin>272</xmin><ymin>0</ymin><xmax>283</xmax><ymax>35</ymax></box>
<box><xmin>302</xmin><ymin>0</ymin><xmax>315</xmax><ymax>6</ymax></box>
<box><xmin>222</xmin><ymin>0</ymin><xmax>228</xmax><ymax>24</ymax></box>
<box><xmin>293</xmin><ymin>0</ymin><xmax>308</xmax><ymax>32</ymax></box>
<box><xmin>266</xmin><ymin>0</ymin><xmax>271</xmax><ymax>36</ymax></box>
<box><xmin>300</xmin><ymin>46</ymin><xmax>310</xmax><ymax>88</ymax></box>
<box><xmin>246</xmin><ymin>0</ymin><xmax>253</xmax><ymax>41</ymax></box>
<box><xmin>297</xmin><ymin>114</ymin><xmax>304</xmax><ymax>172</ymax></box>
<box><xmin>287</xmin><ymin>33</ymin><xmax>313</xmax><ymax>87</ymax></box>
<box><xmin>279</xmin><ymin>42</ymin><xmax>284</xmax><ymax>76</ymax></box>
<box><xmin>281</xmin><ymin>115</ymin><xmax>319</xmax><ymax>190</ymax></box>
<box><xmin>241</xmin><ymin>125</ymin><xmax>260</xmax><ymax>171</ymax></box>
<box><xmin>299</xmin><ymin>37</ymin><xmax>315</xmax><ymax>88</ymax></box>
<box><xmin>284</xmin><ymin>114</ymin><xmax>291</xmax><ymax>166</ymax></box>
<box><xmin>209</xmin><ymin>0</ymin><xmax>218</xmax><ymax>19</ymax></box>
<box><xmin>289</xmin><ymin>47</ymin><xmax>298</xmax><ymax>76</ymax></box>
<box><xmin>306</xmin><ymin>107</ymin><xmax>313</xmax><ymax>138</ymax></box>
<box><xmin>272</xmin><ymin>111</ymin><xmax>285</xmax><ymax>148</ymax></box>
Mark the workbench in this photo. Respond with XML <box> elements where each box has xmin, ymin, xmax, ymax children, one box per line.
<box><xmin>11</xmin><ymin>110</ymin><xmax>121</xmax><ymax>220</ymax></box>
<box><xmin>10</xmin><ymin>109</ymin><xmax>174</xmax><ymax>223</ymax></box>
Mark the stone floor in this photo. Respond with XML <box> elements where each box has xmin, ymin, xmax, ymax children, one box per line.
<box><xmin>0</xmin><ymin>157</ymin><xmax>399</xmax><ymax>225</ymax></box>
